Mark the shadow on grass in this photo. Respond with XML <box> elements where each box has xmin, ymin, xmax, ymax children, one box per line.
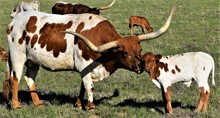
<box><xmin>114</xmin><ymin>99</ymin><xmax>196</xmax><ymax>114</ymax></box>
<box><xmin>0</xmin><ymin>89</ymin><xmax>195</xmax><ymax>113</ymax></box>
<box><xmin>0</xmin><ymin>89</ymin><xmax>120</xmax><ymax>110</ymax></box>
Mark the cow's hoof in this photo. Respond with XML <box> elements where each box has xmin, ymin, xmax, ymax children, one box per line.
<box><xmin>36</xmin><ymin>101</ymin><xmax>46</xmax><ymax>108</ymax></box>
<box><xmin>88</xmin><ymin>101</ymin><xmax>95</xmax><ymax>110</ymax></box>
<box><xmin>13</xmin><ymin>105</ymin><xmax>21</xmax><ymax>110</ymax></box>
<box><xmin>75</xmin><ymin>98</ymin><xmax>82</xmax><ymax>109</ymax></box>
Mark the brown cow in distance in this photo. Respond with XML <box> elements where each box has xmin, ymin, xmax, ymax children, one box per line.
<box><xmin>129</xmin><ymin>16</ymin><xmax>153</xmax><ymax>34</ymax></box>
<box><xmin>52</xmin><ymin>0</ymin><xmax>116</xmax><ymax>15</ymax></box>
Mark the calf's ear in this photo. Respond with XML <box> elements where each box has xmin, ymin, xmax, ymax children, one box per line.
<box><xmin>155</xmin><ymin>54</ymin><xmax>162</xmax><ymax>63</ymax></box>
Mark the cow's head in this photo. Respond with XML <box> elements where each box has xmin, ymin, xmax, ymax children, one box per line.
<box><xmin>147</xmin><ymin>26</ymin><xmax>153</xmax><ymax>33</ymax></box>
<box><xmin>143</xmin><ymin>52</ymin><xmax>161</xmax><ymax>72</ymax></box>
<box><xmin>143</xmin><ymin>52</ymin><xmax>163</xmax><ymax>79</ymax></box>
<box><xmin>65</xmin><ymin>4</ymin><xmax>179</xmax><ymax>74</ymax></box>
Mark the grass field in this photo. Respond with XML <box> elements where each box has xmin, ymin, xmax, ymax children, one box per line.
<box><xmin>0</xmin><ymin>0</ymin><xmax>219</xmax><ymax>117</ymax></box>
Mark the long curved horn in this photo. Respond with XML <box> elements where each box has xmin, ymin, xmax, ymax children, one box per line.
<box><xmin>138</xmin><ymin>4</ymin><xmax>180</xmax><ymax>41</ymax></box>
<box><xmin>64</xmin><ymin>31</ymin><xmax>119</xmax><ymax>52</ymax></box>
<box><xmin>97</xmin><ymin>0</ymin><xmax>116</xmax><ymax>10</ymax></box>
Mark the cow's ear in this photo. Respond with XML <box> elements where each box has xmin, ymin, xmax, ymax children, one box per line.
<box><xmin>155</xmin><ymin>54</ymin><xmax>162</xmax><ymax>63</ymax></box>
<box><xmin>117</xmin><ymin>45</ymin><xmax>124</xmax><ymax>52</ymax></box>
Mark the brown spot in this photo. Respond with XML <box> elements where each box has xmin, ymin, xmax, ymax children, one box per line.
<box><xmin>158</xmin><ymin>62</ymin><xmax>169</xmax><ymax>72</ymax></box>
<box><xmin>74</xmin><ymin>20</ymin><xmax>121</xmax><ymax>61</ymax></box>
<box><xmin>171</xmin><ymin>69</ymin><xmax>175</xmax><ymax>74</ymax></box>
<box><xmin>175</xmin><ymin>65</ymin><xmax>181</xmax><ymax>72</ymax></box>
<box><xmin>89</xmin><ymin>16</ymin><xmax>92</xmax><ymax>19</ymax></box>
<box><xmin>31</xmin><ymin>34</ymin><xmax>38</xmax><ymax>48</ymax></box>
<box><xmin>6</xmin><ymin>26</ymin><xmax>13</xmax><ymax>35</ymax></box>
<box><xmin>18</xmin><ymin>30</ymin><xmax>27</xmax><ymax>44</ymax></box>
<box><xmin>91</xmin><ymin>88</ymin><xmax>94</xmax><ymax>92</ymax></box>
<box><xmin>203</xmin><ymin>67</ymin><xmax>205</xmax><ymax>71</ymax></box>
<box><xmin>76</xmin><ymin>22</ymin><xmax>84</xmax><ymax>33</ymax></box>
<box><xmin>67</xmin><ymin>21</ymin><xmax>73</xmax><ymax>29</ymax></box>
<box><xmin>26</xmin><ymin>16</ymin><xmax>38</xmax><ymax>33</ymax></box>
<box><xmin>38</xmin><ymin>21</ymin><xmax>73</xmax><ymax>57</ymax></box>
<box><xmin>156</xmin><ymin>70</ymin><xmax>160</xmax><ymax>78</ymax></box>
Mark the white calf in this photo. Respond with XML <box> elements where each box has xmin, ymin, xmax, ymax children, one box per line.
<box><xmin>143</xmin><ymin>52</ymin><xmax>215</xmax><ymax>113</ymax></box>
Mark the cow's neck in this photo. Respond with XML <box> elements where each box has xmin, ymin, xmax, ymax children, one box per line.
<box><xmin>96</xmin><ymin>52</ymin><xmax>121</xmax><ymax>74</ymax></box>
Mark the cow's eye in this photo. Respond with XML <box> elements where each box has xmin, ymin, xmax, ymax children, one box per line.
<box><xmin>13</xmin><ymin>9</ymin><xmax>16</xmax><ymax>12</ymax></box>
<box><xmin>123</xmin><ymin>53</ymin><xmax>128</xmax><ymax>57</ymax></box>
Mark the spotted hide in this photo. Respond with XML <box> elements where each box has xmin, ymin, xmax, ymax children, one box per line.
<box><xmin>143</xmin><ymin>52</ymin><xmax>215</xmax><ymax>113</ymax></box>
<box><xmin>3</xmin><ymin>4</ymin><xmax>179</xmax><ymax>110</ymax></box>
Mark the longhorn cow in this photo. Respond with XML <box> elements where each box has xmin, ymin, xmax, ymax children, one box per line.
<box><xmin>52</xmin><ymin>0</ymin><xmax>116</xmax><ymax>15</ymax></box>
<box><xmin>3</xmin><ymin>4</ymin><xmax>179</xmax><ymax>110</ymax></box>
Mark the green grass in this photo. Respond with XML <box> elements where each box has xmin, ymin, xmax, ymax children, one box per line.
<box><xmin>0</xmin><ymin>0</ymin><xmax>219</xmax><ymax>117</ymax></box>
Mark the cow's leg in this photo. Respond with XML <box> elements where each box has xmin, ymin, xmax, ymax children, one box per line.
<box><xmin>83</xmin><ymin>75</ymin><xmax>95</xmax><ymax>109</ymax></box>
<box><xmin>10</xmin><ymin>71</ymin><xmax>20</xmax><ymax>109</ymax></box>
<box><xmin>10</xmin><ymin>62</ymin><xmax>26</xmax><ymax>109</ymax></box>
<box><xmin>141</xmin><ymin>25</ymin><xmax>147</xmax><ymax>34</ymax></box>
<box><xmin>2</xmin><ymin>61</ymin><xmax>10</xmax><ymax>104</ymax></box>
<box><xmin>9</xmin><ymin>50</ymin><xmax>26</xmax><ymax>109</ymax></box>
<box><xmin>195</xmin><ymin>73</ymin><xmax>211</xmax><ymax>112</ymax></box>
<box><xmin>201</xmin><ymin>90</ymin><xmax>210</xmax><ymax>112</ymax></box>
<box><xmin>24</xmin><ymin>60</ymin><xmax>43</xmax><ymax>106</ymax></box>
<box><xmin>162</xmin><ymin>86</ymin><xmax>172</xmax><ymax>114</ymax></box>
<box><xmin>195</xmin><ymin>87</ymin><xmax>206</xmax><ymax>112</ymax></box>
<box><xmin>129</xmin><ymin>24</ymin><xmax>133</xmax><ymax>34</ymax></box>
<box><xmin>76</xmin><ymin>82</ymin><xmax>86</xmax><ymax>109</ymax></box>
<box><xmin>196</xmin><ymin>86</ymin><xmax>210</xmax><ymax>112</ymax></box>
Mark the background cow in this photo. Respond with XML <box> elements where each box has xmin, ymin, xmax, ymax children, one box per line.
<box><xmin>143</xmin><ymin>52</ymin><xmax>215</xmax><ymax>113</ymax></box>
<box><xmin>129</xmin><ymin>16</ymin><xmax>153</xmax><ymax>34</ymax></box>
<box><xmin>52</xmin><ymin>0</ymin><xmax>116</xmax><ymax>15</ymax></box>
<box><xmin>3</xmin><ymin>4</ymin><xmax>179</xmax><ymax>110</ymax></box>
<box><xmin>0</xmin><ymin>47</ymin><xmax>8</xmax><ymax>61</ymax></box>
<box><xmin>11</xmin><ymin>0</ymin><xmax>40</xmax><ymax>18</ymax></box>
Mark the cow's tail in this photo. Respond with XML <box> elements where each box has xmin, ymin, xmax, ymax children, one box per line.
<box><xmin>211</xmin><ymin>57</ymin><xmax>215</xmax><ymax>87</ymax></box>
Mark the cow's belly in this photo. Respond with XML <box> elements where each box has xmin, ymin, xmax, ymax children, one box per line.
<box><xmin>27</xmin><ymin>48</ymin><xmax>75</xmax><ymax>70</ymax></box>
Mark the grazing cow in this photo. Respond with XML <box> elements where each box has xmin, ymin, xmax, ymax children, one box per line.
<box><xmin>0</xmin><ymin>47</ymin><xmax>8</xmax><ymax>61</ymax></box>
<box><xmin>3</xmin><ymin>4</ymin><xmax>179</xmax><ymax>110</ymax></box>
<box><xmin>11</xmin><ymin>0</ymin><xmax>40</xmax><ymax>18</ymax></box>
<box><xmin>143</xmin><ymin>52</ymin><xmax>215</xmax><ymax>113</ymax></box>
<box><xmin>129</xmin><ymin>16</ymin><xmax>153</xmax><ymax>34</ymax></box>
<box><xmin>52</xmin><ymin>0</ymin><xmax>116</xmax><ymax>15</ymax></box>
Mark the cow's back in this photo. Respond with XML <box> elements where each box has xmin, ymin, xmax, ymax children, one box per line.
<box><xmin>7</xmin><ymin>11</ymin><xmax>106</xmax><ymax>70</ymax></box>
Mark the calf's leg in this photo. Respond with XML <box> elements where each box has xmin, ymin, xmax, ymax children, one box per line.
<box><xmin>162</xmin><ymin>86</ymin><xmax>172</xmax><ymax>114</ymax></box>
<box><xmin>196</xmin><ymin>87</ymin><xmax>210</xmax><ymax>112</ymax></box>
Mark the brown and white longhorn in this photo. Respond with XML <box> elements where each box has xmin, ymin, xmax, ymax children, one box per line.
<box><xmin>3</xmin><ymin>4</ymin><xmax>179</xmax><ymax>110</ymax></box>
